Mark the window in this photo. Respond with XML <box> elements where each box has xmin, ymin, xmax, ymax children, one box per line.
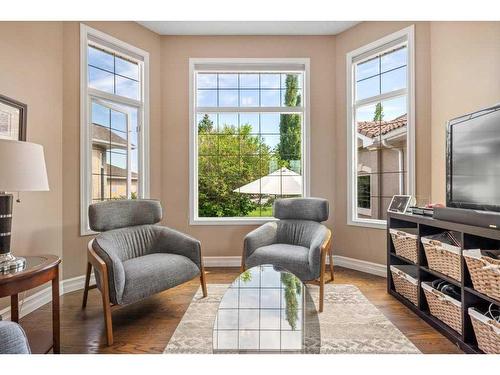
<box><xmin>190</xmin><ymin>59</ymin><xmax>309</xmax><ymax>224</ymax></box>
<box><xmin>80</xmin><ymin>24</ymin><xmax>150</xmax><ymax>234</ymax></box>
<box><xmin>347</xmin><ymin>26</ymin><xmax>415</xmax><ymax>228</ymax></box>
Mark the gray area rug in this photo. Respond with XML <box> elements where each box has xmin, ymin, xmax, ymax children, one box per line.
<box><xmin>164</xmin><ymin>284</ymin><xmax>420</xmax><ymax>354</ymax></box>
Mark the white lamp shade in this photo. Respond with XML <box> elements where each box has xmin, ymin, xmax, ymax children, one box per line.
<box><xmin>0</xmin><ymin>139</ymin><xmax>49</xmax><ymax>192</ymax></box>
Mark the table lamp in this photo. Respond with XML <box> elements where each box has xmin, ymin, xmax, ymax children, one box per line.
<box><xmin>0</xmin><ymin>139</ymin><xmax>49</xmax><ymax>273</ymax></box>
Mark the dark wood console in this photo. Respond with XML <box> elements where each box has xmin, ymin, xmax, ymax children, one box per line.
<box><xmin>387</xmin><ymin>211</ymin><xmax>500</xmax><ymax>354</ymax></box>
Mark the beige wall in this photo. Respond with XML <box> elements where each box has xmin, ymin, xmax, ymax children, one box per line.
<box><xmin>430</xmin><ymin>22</ymin><xmax>500</xmax><ymax>203</ymax></box>
<box><xmin>334</xmin><ymin>22</ymin><xmax>432</xmax><ymax>265</ymax></box>
<box><xmin>160</xmin><ymin>35</ymin><xmax>336</xmax><ymax>257</ymax></box>
<box><xmin>0</xmin><ymin>22</ymin><xmax>64</xmax><ymax>309</ymax></box>
<box><xmin>62</xmin><ymin>22</ymin><xmax>163</xmax><ymax>279</ymax></box>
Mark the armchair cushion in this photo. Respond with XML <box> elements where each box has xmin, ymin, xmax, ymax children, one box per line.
<box><xmin>121</xmin><ymin>253</ymin><xmax>200</xmax><ymax>304</ymax></box>
<box><xmin>89</xmin><ymin>199</ymin><xmax>162</xmax><ymax>232</ymax></box>
<box><xmin>243</xmin><ymin>222</ymin><xmax>278</xmax><ymax>260</ymax></box>
<box><xmin>273</xmin><ymin>197</ymin><xmax>328</xmax><ymax>222</ymax></box>
<box><xmin>246</xmin><ymin>244</ymin><xmax>313</xmax><ymax>281</ymax></box>
<box><xmin>0</xmin><ymin>321</ymin><xmax>30</xmax><ymax>354</ymax></box>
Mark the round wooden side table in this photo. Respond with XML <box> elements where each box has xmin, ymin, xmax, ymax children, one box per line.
<box><xmin>0</xmin><ymin>255</ymin><xmax>61</xmax><ymax>354</ymax></box>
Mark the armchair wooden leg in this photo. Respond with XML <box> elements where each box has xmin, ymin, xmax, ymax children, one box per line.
<box><xmin>87</xmin><ymin>240</ymin><xmax>114</xmax><ymax>346</ymax></box>
<box><xmin>200</xmin><ymin>264</ymin><xmax>208</xmax><ymax>298</ymax></box>
<box><xmin>240</xmin><ymin>255</ymin><xmax>246</xmax><ymax>273</ymax></box>
<box><xmin>82</xmin><ymin>262</ymin><xmax>92</xmax><ymax>309</ymax></box>
<box><xmin>319</xmin><ymin>248</ymin><xmax>326</xmax><ymax>313</ymax></box>
<box><xmin>328</xmin><ymin>248</ymin><xmax>334</xmax><ymax>282</ymax></box>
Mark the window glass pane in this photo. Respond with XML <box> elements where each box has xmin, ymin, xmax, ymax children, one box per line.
<box><xmin>356</xmin><ymin>76</ymin><xmax>379</xmax><ymax>101</ymax></box>
<box><xmin>91</xmin><ymin>102</ymin><xmax>110</xmax><ymax>127</ymax></box>
<box><xmin>282</xmin><ymin>89</ymin><xmax>302</xmax><ymax>107</ymax></box>
<box><xmin>197</xmin><ymin>74</ymin><xmax>217</xmax><ymax>89</ymax></box>
<box><xmin>88</xmin><ymin>46</ymin><xmax>114</xmax><ymax>72</ymax></box>
<box><xmin>261</xmin><ymin>113</ymin><xmax>280</xmax><ymax>134</ymax></box>
<box><xmin>111</xmin><ymin>109</ymin><xmax>127</xmax><ymax>133</ymax></box>
<box><xmin>116</xmin><ymin>76</ymin><xmax>140</xmax><ymax>100</ymax></box>
<box><xmin>219</xmin><ymin>113</ymin><xmax>238</xmax><ymax>131</ymax></box>
<box><xmin>219</xmin><ymin>90</ymin><xmax>238</xmax><ymax>107</ymax></box>
<box><xmin>197</xmin><ymin>90</ymin><xmax>218</xmax><ymax>107</ymax></box>
<box><xmin>115</xmin><ymin>56</ymin><xmax>139</xmax><ymax>80</ymax></box>
<box><xmin>381</xmin><ymin>46</ymin><xmax>407</xmax><ymax>73</ymax></box>
<box><xmin>281</xmin><ymin>74</ymin><xmax>302</xmax><ymax>89</ymax></box>
<box><xmin>218</xmin><ymin>74</ymin><xmax>238</xmax><ymax>88</ymax></box>
<box><xmin>88</xmin><ymin>66</ymin><xmax>114</xmax><ymax>93</ymax></box>
<box><xmin>239</xmin><ymin>113</ymin><xmax>259</xmax><ymax>133</ymax></box>
<box><xmin>261</xmin><ymin>89</ymin><xmax>281</xmax><ymax>107</ymax></box>
<box><xmin>240</xmin><ymin>74</ymin><xmax>259</xmax><ymax>89</ymax></box>
<box><xmin>197</xmin><ymin>113</ymin><xmax>217</xmax><ymax>132</ymax></box>
<box><xmin>381</xmin><ymin>66</ymin><xmax>406</xmax><ymax>94</ymax></box>
<box><xmin>356</xmin><ymin>57</ymin><xmax>379</xmax><ymax>81</ymax></box>
<box><xmin>260</xmin><ymin>74</ymin><xmax>280</xmax><ymax>89</ymax></box>
<box><xmin>240</xmin><ymin>90</ymin><xmax>259</xmax><ymax>107</ymax></box>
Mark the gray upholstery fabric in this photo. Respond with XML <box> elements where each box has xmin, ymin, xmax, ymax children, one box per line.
<box><xmin>246</xmin><ymin>244</ymin><xmax>314</xmax><ymax>280</ymax></box>
<box><xmin>89</xmin><ymin>199</ymin><xmax>162</xmax><ymax>232</ymax></box>
<box><xmin>273</xmin><ymin>198</ymin><xmax>329</xmax><ymax>222</ymax></box>
<box><xmin>93</xmin><ymin>225</ymin><xmax>202</xmax><ymax>305</ymax></box>
<box><xmin>243</xmin><ymin>197</ymin><xmax>330</xmax><ymax>281</ymax></box>
<box><xmin>0</xmin><ymin>321</ymin><xmax>31</xmax><ymax>354</ymax></box>
<box><xmin>121</xmin><ymin>253</ymin><xmax>200</xmax><ymax>304</ymax></box>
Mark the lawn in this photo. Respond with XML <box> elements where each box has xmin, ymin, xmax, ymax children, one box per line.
<box><xmin>247</xmin><ymin>206</ymin><xmax>273</xmax><ymax>217</ymax></box>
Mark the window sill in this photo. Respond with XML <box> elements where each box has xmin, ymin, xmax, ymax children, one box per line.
<box><xmin>347</xmin><ymin>218</ymin><xmax>387</xmax><ymax>230</ymax></box>
<box><xmin>190</xmin><ymin>217</ymin><xmax>278</xmax><ymax>226</ymax></box>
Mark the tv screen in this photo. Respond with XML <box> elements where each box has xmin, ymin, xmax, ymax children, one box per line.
<box><xmin>448</xmin><ymin>106</ymin><xmax>500</xmax><ymax>212</ymax></box>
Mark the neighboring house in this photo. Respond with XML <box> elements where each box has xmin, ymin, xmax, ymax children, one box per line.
<box><xmin>357</xmin><ymin>114</ymin><xmax>407</xmax><ymax>220</ymax></box>
<box><xmin>91</xmin><ymin>124</ymin><xmax>138</xmax><ymax>201</ymax></box>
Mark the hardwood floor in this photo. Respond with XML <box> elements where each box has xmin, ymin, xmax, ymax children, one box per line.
<box><xmin>19</xmin><ymin>266</ymin><xmax>462</xmax><ymax>354</ymax></box>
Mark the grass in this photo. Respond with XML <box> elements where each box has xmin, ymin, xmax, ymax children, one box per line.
<box><xmin>247</xmin><ymin>206</ymin><xmax>273</xmax><ymax>217</ymax></box>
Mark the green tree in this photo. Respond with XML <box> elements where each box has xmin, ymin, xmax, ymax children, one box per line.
<box><xmin>198</xmin><ymin>113</ymin><xmax>214</xmax><ymax>133</ymax></box>
<box><xmin>198</xmin><ymin>121</ymin><xmax>273</xmax><ymax>217</ymax></box>
<box><xmin>373</xmin><ymin>103</ymin><xmax>384</xmax><ymax>122</ymax></box>
<box><xmin>277</xmin><ymin>75</ymin><xmax>302</xmax><ymax>173</ymax></box>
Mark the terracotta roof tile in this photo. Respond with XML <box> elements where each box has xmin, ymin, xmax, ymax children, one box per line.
<box><xmin>357</xmin><ymin>114</ymin><xmax>407</xmax><ymax>138</ymax></box>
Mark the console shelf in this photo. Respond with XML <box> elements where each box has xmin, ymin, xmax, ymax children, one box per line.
<box><xmin>387</xmin><ymin>212</ymin><xmax>500</xmax><ymax>354</ymax></box>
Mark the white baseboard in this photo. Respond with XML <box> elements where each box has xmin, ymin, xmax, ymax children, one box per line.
<box><xmin>203</xmin><ymin>256</ymin><xmax>241</xmax><ymax>267</ymax></box>
<box><xmin>333</xmin><ymin>255</ymin><xmax>386</xmax><ymax>278</ymax></box>
<box><xmin>0</xmin><ymin>273</ymin><xmax>95</xmax><ymax>321</ymax></box>
<box><xmin>203</xmin><ymin>255</ymin><xmax>386</xmax><ymax>278</ymax></box>
<box><xmin>0</xmin><ymin>254</ymin><xmax>385</xmax><ymax>321</ymax></box>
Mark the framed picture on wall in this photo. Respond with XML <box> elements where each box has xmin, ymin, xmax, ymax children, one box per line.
<box><xmin>0</xmin><ymin>94</ymin><xmax>27</xmax><ymax>141</ymax></box>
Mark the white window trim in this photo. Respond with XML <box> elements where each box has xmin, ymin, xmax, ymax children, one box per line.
<box><xmin>80</xmin><ymin>24</ymin><xmax>150</xmax><ymax>235</ymax></box>
<box><xmin>346</xmin><ymin>25</ymin><xmax>415</xmax><ymax>230</ymax></box>
<box><xmin>189</xmin><ymin>58</ymin><xmax>310</xmax><ymax>225</ymax></box>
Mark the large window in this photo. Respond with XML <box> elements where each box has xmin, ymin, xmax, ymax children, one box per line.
<box><xmin>190</xmin><ymin>59</ymin><xmax>309</xmax><ymax>224</ymax></box>
<box><xmin>80</xmin><ymin>24</ymin><xmax>150</xmax><ymax>234</ymax></box>
<box><xmin>347</xmin><ymin>26</ymin><xmax>415</xmax><ymax>228</ymax></box>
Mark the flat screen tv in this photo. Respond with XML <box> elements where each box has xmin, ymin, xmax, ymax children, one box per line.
<box><xmin>447</xmin><ymin>104</ymin><xmax>500</xmax><ymax>212</ymax></box>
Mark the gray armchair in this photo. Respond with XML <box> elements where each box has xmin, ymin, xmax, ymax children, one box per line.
<box><xmin>0</xmin><ymin>321</ymin><xmax>30</xmax><ymax>354</ymax></box>
<box><xmin>242</xmin><ymin>198</ymin><xmax>333</xmax><ymax>312</ymax></box>
<box><xmin>82</xmin><ymin>199</ymin><xmax>207</xmax><ymax>346</ymax></box>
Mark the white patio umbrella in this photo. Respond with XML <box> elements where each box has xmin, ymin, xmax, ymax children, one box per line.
<box><xmin>235</xmin><ymin>167</ymin><xmax>302</xmax><ymax>196</ymax></box>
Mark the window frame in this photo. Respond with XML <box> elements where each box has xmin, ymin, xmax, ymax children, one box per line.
<box><xmin>346</xmin><ymin>26</ymin><xmax>415</xmax><ymax>230</ymax></box>
<box><xmin>189</xmin><ymin>58</ymin><xmax>310</xmax><ymax>225</ymax></box>
<box><xmin>80</xmin><ymin>24</ymin><xmax>150</xmax><ymax>235</ymax></box>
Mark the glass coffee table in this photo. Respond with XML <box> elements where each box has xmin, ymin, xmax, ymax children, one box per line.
<box><xmin>213</xmin><ymin>265</ymin><xmax>320</xmax><ymax>353</ymax></box>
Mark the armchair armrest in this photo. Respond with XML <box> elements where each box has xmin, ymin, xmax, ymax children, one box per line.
<box><xmin>243</xmin><ymin>222</ymin><xmax>278</xmax><ymax>260</ymax></box>
<box><xmin>308</xmin><ymin>225</ymin><xmax>331</xmax><ymax>278</ymax></box>
<box><xmin>154</xmin><ymin>226</ymin><xmax>202</xmax><ymax>269</ymax></box>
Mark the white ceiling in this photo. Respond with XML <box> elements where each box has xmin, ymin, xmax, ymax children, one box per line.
<box><xmin>137</xmin><ymin>21</ymin><xmax>360</xmax><ymax>36</ymax></box>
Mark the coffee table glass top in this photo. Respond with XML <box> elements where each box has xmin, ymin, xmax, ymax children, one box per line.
<box><xmin>213</xmin><ymin>264</ymin><xmax>320</xmax><ymax>354</ymax></box>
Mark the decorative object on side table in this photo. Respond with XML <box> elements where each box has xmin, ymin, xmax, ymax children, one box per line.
<box><xmin>0</xmin><ymin>139</ymin><xmax>49</xmax><ymax>273</ymax></box>
<box><xmin>0</xmin><ymin>94</ymin><xmax>27</xmax><ymax>141</ymax></box>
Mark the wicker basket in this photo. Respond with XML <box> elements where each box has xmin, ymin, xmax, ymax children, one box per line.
<box><xmin>422</xmin><ymin>282</ymin><xmax>462</xmax><ymax>333</ymax></box>
<box><xmin>390</xmin><ymin>265</ymin><xmax>418</xmax><ymax>306</ymax></box>
<box><xmin>390</xmin><ymin>228</ymin><xmax>418</xmax><ymax>263</ymax></box>
<box><xmin>421</xmin><ymin>236</ymin><xmax>462</xmax><ymax>281</ymax></box>
<box><xmin>463</xmin><ymin>250</ymin><xmax>500</xmax><ymax>302</ymax></box>
<box><xmin>469</xmin><ymin>307</ymin><xmax>500</xmax><ymax>354</ymax></box>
